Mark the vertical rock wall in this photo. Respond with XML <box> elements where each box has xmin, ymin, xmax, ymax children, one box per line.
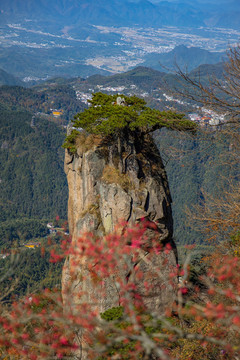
<box><xmin>62</xmin><ymin>130</ymin><xmax>178</xmax><ymax>356</ymax></box>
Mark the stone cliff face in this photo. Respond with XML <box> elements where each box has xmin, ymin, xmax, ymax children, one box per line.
<box><xmin>62</xmin><ymin>129</ymin><xmax>178</xmax><ymax>355</ymax></box>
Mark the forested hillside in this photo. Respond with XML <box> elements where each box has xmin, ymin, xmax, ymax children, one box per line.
<box><xmin>0</xmin><ymin>246</ymin><xmax>63</xmax><ymax>302</ymax></box>
<box><xmin>155</xmin><ymin>127</ymin><xmax>239</xmax><ymax>247</ymax></box>
<box><xmin>0</xmin><ymin>101</ymin><xmax>68</xmax><ymax>249</ymax></box>
<box><xmin>0</xmin><ymin>85</ymin><xmax>85</xmax><ymax>122</ymax></box>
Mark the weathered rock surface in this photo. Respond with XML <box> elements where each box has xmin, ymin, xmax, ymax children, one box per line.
<box><xmin>62</xmin><ymin>130</ymin><xmax>178</xmax><ymax>357</ymax></box>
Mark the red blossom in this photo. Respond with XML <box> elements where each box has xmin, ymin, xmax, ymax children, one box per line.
<box><xmin>180</xmin><ymin>287</ymin><xmax>188</xmax><ymax>295</ymax></box>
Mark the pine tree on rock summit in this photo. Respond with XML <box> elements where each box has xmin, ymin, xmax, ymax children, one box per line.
<box><xmin>63</xmin><ymin>92</ymin><xmax>196</xmax><ymax>152</ymax></box>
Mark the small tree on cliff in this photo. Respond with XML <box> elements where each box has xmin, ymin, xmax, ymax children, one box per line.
<box><xmin>63</xmin><ymin>92</ymin><xmax>196</xmax><ymax>152</ymax></box>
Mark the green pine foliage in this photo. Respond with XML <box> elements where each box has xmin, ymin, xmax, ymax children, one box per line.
<box><xmin>69</xmin><ymin>92</ymin><xmax>196</xmax><ymax>140</ymax></box>
<box><xmin>62</xmin><ymin>129</ymin><xmax>79</xmax><ymax>154</ymax></box>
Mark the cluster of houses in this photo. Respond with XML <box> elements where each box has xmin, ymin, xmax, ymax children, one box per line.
<box><xmin>75</xmin><ymin>91</ymin><xmax>93</xmax><ymax>104</ymax></box>
<box><xmin>162</xmin><ymin>93</ymin><xmax>226</xmax><ymax>127</ymax></box>
<box><xmin>189</xmin><ymin>108</ymin><xmax>225</xmax><ymax>127</ymax></box>
<box><xmin>47</xmin><ymin>222</ymin><xmax>69</xmax><ymax>236</ymax></box>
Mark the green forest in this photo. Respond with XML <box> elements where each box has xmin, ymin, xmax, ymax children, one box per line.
<box><xmin>0</xmin><ymin>84</ymin><xmax>86</xmax><ymax>122</ymax></box>
<box><xmin>156</xmin><ymin>126</ymin><xmax>239</xmax><ymax>247</ymax></box>
<box><xmin>0</xmin><ymin>245</ymin><xmax>63</xmax><ymax>303</ymax></box>
<box><xmin>0</xmin><ymin>99</ymin><xmax>68</xmax><ymax>250</ymax></box>
<box><xmin>0</xmin><ymin>89</ymin><xmax>69</xmax><ymax>298</ymax></box>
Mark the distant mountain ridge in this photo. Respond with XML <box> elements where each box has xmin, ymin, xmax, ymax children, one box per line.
<box><xmin>0</xmin><ymin>68</ymin><xmax>24</xmax><ymax>86</ymax></box>
<box><xmin>86</xmin><ymin>62</ymin><xmax>226</xmax><ymax>87</ymax></box>
<box><xmin>0</xmin><ymin>0</ymin><xmax>202</xmax><ymax>28</ymax></box>
<box><xmin>142</xmin><ymin>45</ymin><xmax>224</xmax><ymax>72</ymax></box>
<box><xmin>0</xmin><ymin>61</ymin><xmax>225</xmax><ymax>93</ymax></box>
<box><xmin>1</xmin><ymin>0</ymin><xmax>239</xmax><ymax>29</ymax></box>
<box><xmin>87</xmin><ymin>66</ymin><xmax>166</xmax><ymax>88</ymax></box>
